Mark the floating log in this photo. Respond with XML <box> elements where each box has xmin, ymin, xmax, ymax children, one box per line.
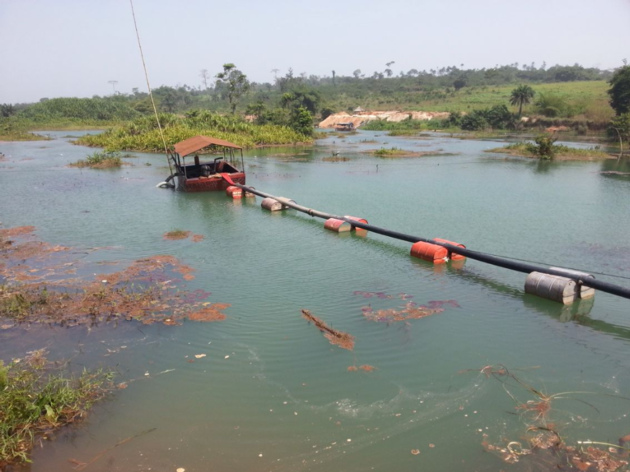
<box><xmin>301</xmin><ymin>309</ymin><xmax>354</xmax><ymax>350</ymax></box>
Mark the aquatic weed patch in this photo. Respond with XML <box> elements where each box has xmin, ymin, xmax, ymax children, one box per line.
<box><xmin>163</xmin><ymin>229</ymin><xmax>191</xmax><ymax>240</ymax></box>
<box><xmin>0</xmin><ymin>228</ymin><xmax>226</xmax><ymax>327</ymax></box>
<box><xmin>69</xmin><ymin>151</ymin><xmax>123</xmax><ymax>169</ymax></box>
<box><xmin>354</xmin><ymin>291</ymin><xmax>459</xmax><ymax>323</ymax></box>
<box><xmin>0</xmin><ymin>350</ymin><xmax>113</xmax><ymax>469</ymax></box>
<box><xmin>163</xmin><ymin>230</ymin><xmax>204</xmax><ymax>242</ymax></box>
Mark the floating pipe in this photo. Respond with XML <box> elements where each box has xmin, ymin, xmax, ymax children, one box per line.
<box><xmin>219</xmin><ymin>174</ymin><xmax>630</xmax><ymax>301</ymax></box>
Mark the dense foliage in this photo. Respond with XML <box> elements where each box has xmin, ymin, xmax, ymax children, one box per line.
<box><xmin>18</xmin><ymin>97</ymin><xmax>139</xmax><ymax>122</ymax></box>
<box><xmin>75</xmin><ymin>110</ymin><xmax>312</xmax><ymax>151</ymax></box>
<box><xmin>608</xmin><ymin>65</ymin><xmax>630</xmax><ymax>115</ymax></box>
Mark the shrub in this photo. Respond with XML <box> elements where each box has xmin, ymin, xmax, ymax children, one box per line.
<box><xmin>460</xmin><ymin>111</ymin><xmax>488</xmax><ymax>131</ymax></box>
<box><xmin>532</xmin><ymin>134</ymin><xmax>558</xmax><ymax>159</ymax></box>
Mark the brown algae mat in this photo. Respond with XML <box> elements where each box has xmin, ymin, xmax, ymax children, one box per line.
<box><xmin>0</xmin><ymin>226</ymin><xmax>228</xmax><ymax>328</ymax></box>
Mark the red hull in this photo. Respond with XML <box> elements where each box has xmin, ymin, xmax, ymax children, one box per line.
<box><xmin>182</xmin><ymin>172</ymin><xmax>246</xmax><ymax>192</ymax></box>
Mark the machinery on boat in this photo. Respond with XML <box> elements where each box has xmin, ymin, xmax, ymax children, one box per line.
<box><xmin>160</xmin><ymin>135</ymin><xmax>245</xmax><ymax>192</ymax></box>
<box><xmin>335</xmin><ymin>122</ymin><xmax>355</xmax><ymax>132</ymax></box>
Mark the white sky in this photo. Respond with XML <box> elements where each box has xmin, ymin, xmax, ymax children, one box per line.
<box><xmin>1</xmin><ymin>0</ymin><xmax>629</xmax><ymax>103</ymax></box>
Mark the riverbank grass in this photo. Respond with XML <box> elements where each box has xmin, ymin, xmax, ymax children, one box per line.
<box><xmin>0</xmin><ymin>351</ymin><xmax>112</xmax><ymax>468</ymax></box>
<box><xmin>70</xmin><ymin>151</ymin><xmax>123</xmax><ymax>169</ymax></box>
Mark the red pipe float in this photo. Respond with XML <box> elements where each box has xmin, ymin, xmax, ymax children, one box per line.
<box><xmin>410</xmin><ymin>242</ymin><xmax>449</xmax><ymax>264</ymax></box>
<box><xmin>433</xmin><ymin>238</ymin><xmax>466</xmax><ymax>260</ymax></box>
<box><xmin>226</xmin><ymin>186</ymin><xmax>242</xmax><ymax>199</ymax></box>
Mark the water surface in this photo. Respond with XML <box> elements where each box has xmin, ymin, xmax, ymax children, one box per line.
<box><xmin>1</xmin><ymin>131</ymin><xmax>630</xmax><ymax>472</ymax></box>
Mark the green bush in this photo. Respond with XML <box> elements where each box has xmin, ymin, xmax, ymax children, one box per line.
<box><xmin>460</xmin><ymin>111</ymin><xmax>489</xmax><ymax>131</ymax></box>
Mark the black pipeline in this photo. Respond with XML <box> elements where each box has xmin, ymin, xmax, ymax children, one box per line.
<box><xmin>221</xmin><ymin>175</ymin><xmax>630</xmax><ymax>301</ymax></box>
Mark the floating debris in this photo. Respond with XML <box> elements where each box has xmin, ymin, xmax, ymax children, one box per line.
<box><xmin>467</xmin><ymin>365</ymin><xmax>630</xmax><ymax>471</ymax></box>
<box><xmin>347</xmin><ymin>365</ymin><xmax>377</xmax><ymax>372</ymax></box>
<box><xmin>163</xmin><ymin>230</ymin><xmax>191</xmax><ymax>240</ymax></box>
<box><xmin>362</xmin><ymin>300</ymin><xmax>459</xmax><ymax>323</ymax></box>
<box><xmin>301</xmin><ymin>309</ymin><xmax>355</xmax><ymax>350</ymax></box>
<box><xmin>188</xmin><ymin>303</ymin><xmax>230</xmax><ymax>322</ymax></box>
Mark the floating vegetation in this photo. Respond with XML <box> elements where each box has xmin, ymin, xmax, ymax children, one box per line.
<box><xmin>163</xmin><ymin>229</ymin><xmax>191</xmax><ymax>240</ymax></box>
<box><xmin>360</xmin><ymin>298</ymin><xmax>459</xmax><ymax>323</ymax></box>
<box><xmin>371</xmin><ymin>147</ymin><xmax>450</xmax><ymax>158</ymax></box>
<box><xmin>69</xmin><ymin>151</ymin><xmax>123</xmax><ymax>169</ymax></box>
<box><xmin>347</xmin><ymin>365</ymin><xmax>376</xmax><ymax>372</ymax></box>
<box><xmin>353</xmin><ymin>291</ymin><xmax>413</xmax><ymax>300</ymax></box>
<box><xmin>163</xmin><ymin>230</ymin><xmax>204</xmax><ymax>242</ymax></box>
<box><xmin>461</xmin><ymin>364</ymin><xmax>630</xmax><ymax>471</ymax></box>
<box><xmin>0</xmin><ymin>350</ymin><xmax>113</xmax><ymax>468</ymax></box>
<box><xmin>322</xmin><ymin>156</ymin><xmax>351</xmax><ymax>162</ymax></box>
<box><xmin>301</xmin><ymin>309</ymin><xmax>354</xmax><ymax>350</ymax></box>
<box><xmin>188</xmin><ymin>303</ymin><xmax>230</xmax><ymax>322</ymax></box>
<box><xmin>0</xmin><ymin>227</ymin><xmax>226</xmax><ymax>327</ymax></box>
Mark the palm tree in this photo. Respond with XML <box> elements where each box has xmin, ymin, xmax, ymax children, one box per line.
<box><xmin>510</xmin><ymin>85</ymin><xmax>535</xmax><ymax>116</ymax></box>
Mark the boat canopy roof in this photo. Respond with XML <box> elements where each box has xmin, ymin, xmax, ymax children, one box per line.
<box><xmin>173</xmin><ymin>135</ymin><xmax>242</xmax><ymax>157</ymax></box>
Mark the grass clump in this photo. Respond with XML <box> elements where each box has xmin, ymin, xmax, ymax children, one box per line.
<box><xmin>0</xmin><ymin>350</ymin><xmax>113</xmax><ymax>468</ymax></box>
<box><xmin>70</xmin><ymin>151</ymin><xmax>123</xmax><ymax>169</ymax></box>
<box><xmin>373</xmin><ymin>147</ymin><xmax>407</xmax><ymax>157</ymax></box>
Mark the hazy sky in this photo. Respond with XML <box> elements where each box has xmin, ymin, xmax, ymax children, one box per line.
<box><xmin>1</xmin><ymin>0</ymin><xmax>629</xmax><ymax>103</ymax></box>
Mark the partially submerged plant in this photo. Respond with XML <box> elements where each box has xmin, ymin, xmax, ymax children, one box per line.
<box><xmin>0</xmin><ymin>351</ymin><xmax>113</xmax><ymax>468</ymax></box>
<box><xmin>70</xmin><ymin>151</ymin><xmax>123</xmax><ymax>169</ymax></box>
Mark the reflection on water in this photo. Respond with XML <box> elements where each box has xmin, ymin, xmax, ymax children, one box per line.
<box><xmin>1</xmin><ymin>131</ymin><xmax>630</xmax><ymax>472</ymax></box>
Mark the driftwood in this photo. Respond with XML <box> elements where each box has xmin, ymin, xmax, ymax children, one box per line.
<box><xmin>301</xmin><ymin>309</ymin><xmax>354</xmax><ymax>350</ymax></box>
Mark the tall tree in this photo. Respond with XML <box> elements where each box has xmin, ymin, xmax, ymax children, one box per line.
<box><xmin>215</xmin><ymin>63</ymin><xmax>250</xmax><ymax>114</ymax></box>
<box><xmin>608</xmin><ymin>65</ymin><xmax>630</xmax><ymax>115</ymax></box>
<box><xmin>509</xmin><ymin>85</ymin><xmax>535</xmax><ymax>116</ymax></box>
<box><xmin>199</xmin><ymin>69</ymin><xmax>210</xmax><ymax>89</ymax></box>
<box><xmin>384</xmin><ymin>61</ymin><xmax>395</xmax><ymax>78</ymax></box>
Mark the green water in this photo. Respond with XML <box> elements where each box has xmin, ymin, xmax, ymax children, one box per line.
<box><xmin>1</xmin><ymin>131</ymin><xmax>630</xmax><ymax>472</ymax></box>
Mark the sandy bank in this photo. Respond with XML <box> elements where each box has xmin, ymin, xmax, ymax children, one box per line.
<box><xmin>319</xmin><ymin>110</ymin><xmax>450</xmax><ymax>129</ymax></box>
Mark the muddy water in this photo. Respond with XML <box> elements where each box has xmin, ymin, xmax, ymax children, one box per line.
<box><xmin>1</xmin><ymin>131</ymin><xmax>630</xmax><ymax>472</ymax></box>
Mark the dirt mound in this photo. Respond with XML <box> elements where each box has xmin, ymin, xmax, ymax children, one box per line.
<box><xmin>319</xmin><ymin>110</ymin><xmax>450</xmax><ymax>129</ymax></box>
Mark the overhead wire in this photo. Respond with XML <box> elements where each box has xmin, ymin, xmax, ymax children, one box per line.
<box><xmin>128</xmin><ymin>0</ymin><xmax>173</xmax><ymax>176</ymax></box>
